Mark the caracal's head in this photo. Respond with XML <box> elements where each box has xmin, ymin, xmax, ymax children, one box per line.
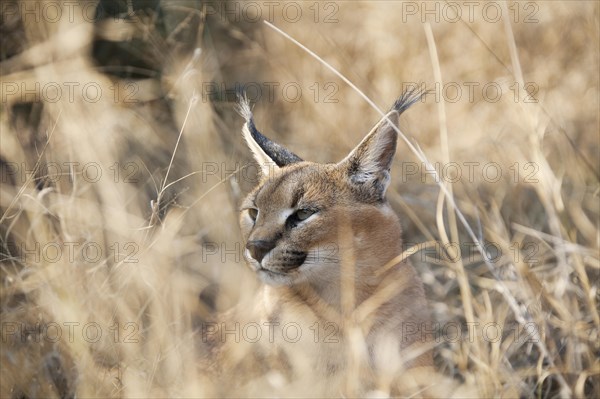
<box><xmin>238</xmin><ymin>91</ymin><xmax>422</xmax><ymax>288</ymax></box>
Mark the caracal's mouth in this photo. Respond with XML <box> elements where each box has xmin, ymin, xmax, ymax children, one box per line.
<box><xmin>258</xmin><ymin>260</ymin><xmax>303</xmax><ymax>276</ymax></box>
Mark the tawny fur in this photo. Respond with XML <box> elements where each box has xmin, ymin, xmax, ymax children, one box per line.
<box><xmin>206</xmin><ymin>92</ymin><xmax>433</xmax><ymax>397</ymax></box>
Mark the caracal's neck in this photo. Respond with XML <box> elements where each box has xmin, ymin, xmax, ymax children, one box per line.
<box><xmin>261</xmin><ymin>261</ymin><xmax>408</xmax><ymax>325</ymax></box>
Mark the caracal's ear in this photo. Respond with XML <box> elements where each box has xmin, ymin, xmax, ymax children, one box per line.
<box><xmin>238</xmin><ymin>97</ymin><xmax>303</xmax><ymax>176</ymax></box>
<box><xmin>339</xmin><ymin>88</ymin><xmax>424</xmax><ymax>199</ymax></box>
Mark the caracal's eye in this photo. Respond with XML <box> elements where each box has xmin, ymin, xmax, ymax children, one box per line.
<box><xmin>286</xmin><ymin>208</ymin><xmax>317</xmax><ymax>229</ymax></box>
<box><xmin>295</xmin><ymin>208</ymin><xmax>315</xmax><ymax>221</ymax></box>
<box><xmin>248</xmin><ymin>208</ymin><xmax>258</xmax><ymax>221</ymax></box>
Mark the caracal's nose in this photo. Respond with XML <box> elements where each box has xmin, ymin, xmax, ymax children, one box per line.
<box><xmin>246</xmin><ymin>240</ymin><xmax>275</xmax><ymax>263</ymax></box>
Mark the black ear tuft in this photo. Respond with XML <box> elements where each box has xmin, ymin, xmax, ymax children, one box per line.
<box><xmin>390</xmin><ymin>86</ymin><xmax>427</xmax><ymax>115</ymax></box>
<box><xmin>238</xmin><ymin>97</ymin><xmax>303</xmax><ymax>171</ymax></box>
<box><xmin>339</xmin><ymin>88</ymin><xmax>424</xmax><ymax>200</ymax></box>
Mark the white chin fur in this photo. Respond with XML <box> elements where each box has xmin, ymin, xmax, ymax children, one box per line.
<box><xmin>257</xmin><ymin>269</ymin><xmax>295</xmax><ymax>286</ymax></box>
<box><xmin>244</xmin><ymin>249</ymin><xmax>261</xmax><ymax>271</ymax></box>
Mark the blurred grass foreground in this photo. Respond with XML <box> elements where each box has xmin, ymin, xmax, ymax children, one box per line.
<box><xmin>0</xmin><ymin>1</ymin><xmax>599</xmax><ymax>397</ymax></box>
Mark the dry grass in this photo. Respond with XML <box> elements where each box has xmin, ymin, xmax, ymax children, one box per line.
<box><xmin>1</xmin><ymin>0</ymin><xmax>598</xmax><ymax>397</ymax></box>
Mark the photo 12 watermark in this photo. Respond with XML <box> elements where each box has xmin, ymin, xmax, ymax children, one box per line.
<box><xmin>2</xmin><ymin>321</ymin><xmax>139</xmax><ymax>344</ymax></box>
<box><xmin>201</xmin><ymin>81</ymin><xmax>339</xmax><ymax>104</ymax></box>
<box><xmin>5</xmin><ymin>240</ymin><xmax>139</xmax><ymax>265</ymax></box>
<box><xmin>1</xmin><ymin>81</ymin><xmax>140</xmax><ymax>105</ymax></box>
<box><xmin>201</xmin><ymin>242</ymin><xmax>339</xmax><ymax>264</ymax></box>
<box><xmin>403</xmin><ymin>240</ymin><xmax>540</xmax><ymax>265</ymax></box>
<box><xmin>1</xmin><ymin>161</ymin><xmax>141</xmax><ymax>185</ymax></box>
<box><xmin>400</xmin><ymin>1</ymin><xmax>540</xmax><ymax>24</ymax></box>
<box><xmin>401</xmin><ymin>81</ymin><xmax>539</xmax><ymax>104</ymax></box>
<box><xmin>203</xmin><ymin>1</ymin><xmax>340</xmax><ymax>24</ymax></box>
<box><xmin>397</xmin><ymin>161</ymin><xmax>539</xmax><ymax>184</ymax></box>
